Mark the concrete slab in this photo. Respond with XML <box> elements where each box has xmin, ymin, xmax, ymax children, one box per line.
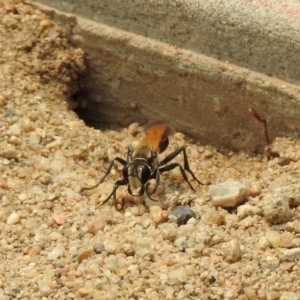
<box><xmin>32</xmin><ymin>0</ymin><xmax>300</xmax><ymax>152</ymax></box>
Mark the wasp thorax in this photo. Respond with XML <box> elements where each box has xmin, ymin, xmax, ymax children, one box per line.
<box><xmin>132</xmin><ymin>145</ymin><xmax>153</xmax><ymax>161</ymax></box>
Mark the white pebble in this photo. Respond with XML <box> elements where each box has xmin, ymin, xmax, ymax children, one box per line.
<box><xmin>168</xmin><ymin>267</ymin><xmax>188</xmax><ymax>283</ymax></box>
<box><xmin>222</xmin><ymin>239</ymin><xmax>243</xmax><ymax>262</ymax></box>
<box><xmin>209</xmin><ymin>181</ymin><xmax>250</xmax><ymax>208</ymax></box>
<box><xmin>280</xmin><ymin>292</ymin><xmax>300</xmax><ymax>300</ymax></box>
<box><xmin>8</xmin><ymin>123</ymin><xmax>21</xmax><ymax>135</ymax></box>
<box><xmin>47</xmin><ymin>243</ymin><xmax>65</xmax><ymax>260</ymax></box>
<box><xmin>282</xmin><ymin>248</ymin><xmax>300</xmax><ymax>262</ymax></box>
<box><xmin>265</xmin><ymin>231</ymin><xmax>281</xmax><ymax>248</ymax></box>
<box><xmin>37</xmin><ymin>269</ymin><xmax>55</xmax><ymax>294</ymax></box>
<box><xmin>49</xmin><ymin>232</ymin><xmax>63</xmax><ymax>241</ymax></box>
<box><xmin>104</xmin><ymin>242</ymin><xmax>117</xmax><ymax>254</ymax></box>
<box><xmin>7</xmin><ymin>211</ymin><xmax>20</xmax><ymax>225</ymax></box>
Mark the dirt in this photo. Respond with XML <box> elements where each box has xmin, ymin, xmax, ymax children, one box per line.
<box><xmin>1</xmin><ymin>1</ymin><xmax>300</xmax><ymax>300</ymax></box>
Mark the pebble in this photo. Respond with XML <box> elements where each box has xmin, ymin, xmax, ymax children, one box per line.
<box><xmin>177</xmin><ymin>224</ymin><xmax>195</xmax><ymax>237</ymax></box>
<box><xmin>282</xmin><ymin>248</ymin><xmax>300</xmax><ymax>262</ymax></box>
<box><xmin>149</xmin><ymin>206</ymin><xmax>164</xmax><ymax>224</ymax></box>
<box><xmin>168</xmin><ymin>206</ymin><xmax>195</xmax><ymax>225</ymax></box>
<box><xmin>222</xmin><ymin>239</ymin><xmax>243</xmax><ymax>262</ymax></box>
<box><xmin>168</xmin><ymin>267</ymin><xmax>188</xmax><ymax>283</ymax></box>
<box><xmin>93</xmin><ymin>243</ymin><xmax>105</xmax><ymax>254</ymax></box>
<box><xmin>47</xmin><ymin>243</ymin><xmax>65</xmax><ymax>260</ymax></box>
<box><xmin>237</xmin><ymin>204</ymin><xmax>260</xmax><ymax>220</ymax></box>
<box><xmin>269</xmin><ymin>176</ymin><xmax>289</xmax><ymax>190</ymax></box>
<box><xmin>6</xmin><ymin>211</ymin><xmax>20</xmax><ymax>225</ymax></box>
<box><xmin>37</xmin><ymin>269</ymin><xmax>55</xmax><ymax>294</ymax></box>
<box><xmin>280</xmin><ymin>292</ymin><xmax>300</xmax><ymax>300</ymax></box>
<box><xmin>49</xmin><ymin>232</ymin><xmax>63</xmax><ymax>241</ymax></box>
<box><xmin>243</xmin><ymin>287</ymin><xmax>258</xmax><ymax>300</ymax></box>
<box><xmin>158</xmin><ymin>223</ymin><xmax>178</xmax><ymax>241</ymax></box>
<box><xmin>201</xmin><ymin>207</ymin><xmax>225</xmax><ymax>225</ymax></box>
<box><xmin>209</xmin><ymin>181</ymin><xmax>250</xmax><ymax>208</ymax></box>
<box><xmin>104</xmin><ymin>242</ymin><xmax>117</xmax><ymax>254</ymax></box>
<box><xmin>277</xmin><ymin>184</ymin><xmax>300</xmax><ymax>207</ymax></box>
<box><xmin>262</xmin><ymin>193</ymin><xmax>292</xmax><ymax>224</ymax></box>
<box><xmin>1</xmin><ymin>148</ymin><xmax>18</xmax><ymax>159</ymax></box>
<box><xmin>265</xmin><ymin>230</ymin><xmax>281</xmax><ymax>248</ymax></box>
<box><xmin>77</xmin><ymin>249</ymin><xmax>95</xmax><ymax>263</ymax></box>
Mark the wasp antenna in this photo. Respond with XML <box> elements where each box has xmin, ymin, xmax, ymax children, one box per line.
<box><xmin>249</xmin><ymin>108</ymin><xmax>270</xmax><ymax>145</ymax></box>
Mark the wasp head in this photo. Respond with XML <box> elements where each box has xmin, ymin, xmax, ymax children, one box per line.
<box><xmin>123</xmin><ymin>161</ymin><xmax>151</xmax><ymax>191</ymax></box>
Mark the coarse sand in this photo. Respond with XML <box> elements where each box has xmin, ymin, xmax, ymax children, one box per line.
<box><xmin>1</xmin><ymin>1</ymin><xmax>300</xmax><ymax>299</ymax></box>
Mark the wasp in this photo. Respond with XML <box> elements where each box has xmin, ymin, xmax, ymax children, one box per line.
<box><xmin>81</xmin><ymin>121</ymin><xmax>205</xmax><ymax>207</ymax></box>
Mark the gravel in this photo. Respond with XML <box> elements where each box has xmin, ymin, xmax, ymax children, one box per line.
<box><xmin>1</xmin><ymin>1</ymin><xmax>300</xmax><ymax>300</ymax></box>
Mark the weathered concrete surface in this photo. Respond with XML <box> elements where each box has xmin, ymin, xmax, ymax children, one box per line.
<box><xmin>33</xmin><ymin>0</ymin><xmax>300</xmax><ymax>86</ymax></box>
<box><xmin>32</xmin><ymin>1</ymin><xmax>300</xmax><ymax>152</ymax></box>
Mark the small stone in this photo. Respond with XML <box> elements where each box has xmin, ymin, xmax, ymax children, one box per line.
<box><xmin>49</xmin><ymin>232</ymin><xmax>63</xmax><ymax>241</ymax></box>
<box><xmin>77</xmin><ymin>249</ymin><xmax>95</xmax><ymax>263</ymax></box>
<box><xmin>277</xmin><ymin>184</ymin><xmax>300</xmax><ymax>207</ymax></box>
<box><xmin>119</xmin><ymin>243</ymin><xmax>135</xmax><ymax>256</ymax></box>
<box><xmin>149</xmin><ymin>206</ymin><xmax>164</xmax><ymax>224</ymax></box>
<box><xmin>7</xmin><ymin>211</ymin><xmax>20</xmax><ymax>225</ymax></box>
<box><xmin>53</xmin><ymin>214</ymin><xmax>66</xmax><ymax>225</ymax></box>
<box><xmin>77</xmin><ymin>287</ymin><xmax>91</xmax><ymax>298</ymax></box>
<box><xmin>177</xmin><ymin>224</ymin><xmax>195</xmax><ymax>237</ymax></box>
<box><xmin>168</xmin><ymin>206</ymin><xmax>195</xmax><ymax>226</ymax></box>
<box><xmin>88</xmin><ymin>219</ymin><xmax>105</xmax><ymax>235</ymax></box>
<box><xmin>279</xmin><ymin>262</ymin><xmax>295</xmax><ymax>272</ymax></box>
<box><xmin>26</xmin><ymin>245</ymin><xmax>42</xmax><ymax>259</ymax></box>
<box><xmin>201</xmin><ymin>207</ymin><xmax>224</xmax><ymax>225</ymax></box>
<box><xmin>282</xmin><ymin>248</ymin><xmax>300</xmax><ymax>262</ymax></box>
<box><xmin>265</xmin><ymin>231</ymin><xmax>281</xmax><ymax>248</ymax></box>
<box><xmin>158</xmin><ymin>223</ymin><xmax>177</xmax><ymax>241</ymax></box>
<box><xmin>280</xmin><ymin>292</ymin><xmax>300</xmax><ymax>300</ymax></box>
<box><xmin>269</xmin><ymin>176</ymin><xmax>289</xmax><ymax>191</ymax></box>
<box><xmin>48</xmin><ymin>243</ymin><xmax>65</xmax><ymax>260</ymax></box>
<box><xmin>258</xmin><ymin>236</ymin><xmax>270</xmax><ymax>250</ymax></box>
<box><xmin>239</xmin><ymin>216</ymin><xmax>256</xmax><ymax>228</ymax></box>
<box><xmin>93</xmin><ymin>243</ymin><xmax>105</xmax><ymax>254</ymax></box>
<box><xmin>222</xmin><ymin>239</ymin><xmax>243</xmax><ymax>262</ymax></box>
<box><xmin>37</xmin><ymin>269</ymin><xmax>55</xmax><ymax>294</ymax></box>
<box><xmin>104</xmin><ymin>242</ymin><xmax>117</xmax><ymax>254</ymax></box>
<box><xmin>237</xmin><ymin>204</ymin><xmax>260</xmax><ymax>220</ymax></box>
<box><xmin>262</xmin><ymin>193</ymin><xmax>291</xmax><ymax>224</ymax></box>
<box><xmin>168</xmin><ymin>267</ymin><xmax>188</xmax><ymax>283</ymax></box>
<box><xmin>29</xmin><ymin>132</ymin><xmax>42</xmax><ymax>145</ymax></box>
<box><xmin>38</xmin><ymin>173</ymin><xmax>52</xmax><ymax>184</ymax></box>
<box><xmin>105</xmin><ymin>258</ymin><xmax>118</xmax><ymax>271</ymax></box>
<box><xmin>243</xmin><ymin>287</ymin><xmax>258</xmax><ymax>300</ymax></box>
<box><xmin>8</xmin><ymin>123</ymin><xmax>21</xmax><ymax>135</ymax></box>
<box><xmin>1</xmin><ymin>148</ymin><xmax>18</xmax><ymax>159</ymax></box>
<box><xmin>209</xmin><ymin>181</ymin><xmax>250</xmax><ymax>208</ymax></box>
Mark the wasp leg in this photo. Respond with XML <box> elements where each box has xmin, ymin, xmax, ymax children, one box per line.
<box><xmin>158</xmin><ymin>162</ymin><xmax>197</xmax><ymax>191</ymax></box>
<box><xmin>127</xmin><ymin>145</ymin><xmax>134</xmax><ymax>161</ymax></box>
<box><xmin>101</xmin><ymin>178</ymin><xmax>128</xmax><ymax>207</ymax></box>
<box><xmin>80</xmin><ymin>157</ymin><xmax>128</xmax><ymax>193</ymax></box>
<box><xmin>144</xmin><ymin>184</ymin><xmax>159</xmax><ymax>202</ymax></box>
<box><xmin>159</xmin><ymin>146</ymin><xmax>206</xmax><ymax>185</ymax></box>
<box><xmin>146</xmin><ymin>168</ymin><xmax>161</xmax><ymax>195</ymax></box>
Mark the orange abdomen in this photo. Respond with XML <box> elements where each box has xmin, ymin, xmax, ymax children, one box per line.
<box><xmin>138</xmin><ymin>121</ymin><xmax>174</xmax><ymax>153</ymax></box>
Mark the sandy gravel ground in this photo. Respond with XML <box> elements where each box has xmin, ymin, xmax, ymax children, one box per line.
<box><xmin>1</xmin><ymin>1</ymin><xmax>300</xmax><ymax>300</ymax></box>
